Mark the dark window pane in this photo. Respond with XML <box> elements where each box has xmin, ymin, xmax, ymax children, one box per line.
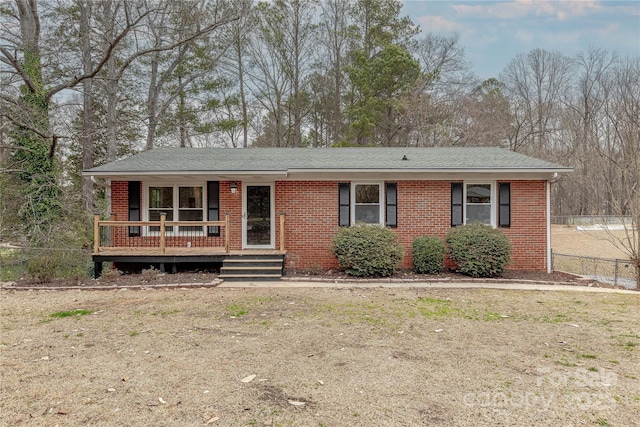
<box><xmin>179</xmin><ymin>210</ymin><xmax>203</xmax><ymax>221</ymax></box>
<box><xmin>466</xmin><ymin>184</ymin><xmax>491</xmax><ymax>203</ymax></box>
<box><xmin>149</xmin><ymin>187</ymin><xmax>173</xmax><ymax>209</ymax></box>
<box><xmin>179</xmin><ymin>187</ymin><xmax>203</xmax><ymax>209</ymax></box>
<box><xmin>355</xmin><ymin>184</ymin><xmax>379</xmax><ymax>204</ymax></box>
<box><xmin>355</xmin><ymin>205</ymin><xmax>380</xmax><ymax>223</ymax></box>
<box><xmin>149</xmin><ymin>210</ymin><xmax>173</xmax><ymax>221</ymax></box>
<box><xmin>180</xmin><ymin>226</ymin><xmax>204</xmax><ymax>233</ymax></box>
<box><xmin>467</xmin><ymin>205</ymin><xmax>491</xmax><ymax>224</ymax></box>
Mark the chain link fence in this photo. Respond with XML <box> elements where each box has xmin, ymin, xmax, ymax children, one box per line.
<box><xmin>552</xmin><ymin>252</ymin><xmax>637</xmax><ymax>289</ymax></box>
<box><xmin>551</xmin><ymin>215</ymin><xmax>632</xmax><ymax>226</ymax></box>
<box><xmin>0</xmin><ymin>247</ymin><xmax>93</xmax><ymax>282</ymax></box>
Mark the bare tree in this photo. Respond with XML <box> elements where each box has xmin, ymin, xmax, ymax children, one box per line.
<box><xmin>317</xmin><ymin>0</ymin><xmax>350</xmax><ymax>145</ymax></box>
<box><xmin>501</xmin><ymin>48</ymin><xmax>573</xmax><ymax>156</ymax></box>
<box><xmin>600</xmin><ymin>56</ymin><xmax>640</xmax><ymax>286</ymax></box>
<box><xmin>405</xmin><ymin>32</ymin><xmax>475</xmax><ymax>146</ymax></box>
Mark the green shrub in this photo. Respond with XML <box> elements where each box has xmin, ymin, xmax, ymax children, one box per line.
<box><xmin>445</xmin><ymin>223</ymin><xmax>511</xmax><ymax>278</ymax></box>
<box><xmin>412</xmin><ymin>236</ymin><xmax>445</xmax><ymax>274</ymax></box>
<box><xmin>26</xmin><ymin>254</ymin><xmax>60</xmax><ymax>282</ymax></box>
<box><xmin>333</xmin><ymin>224</ymin><xmax>404</xmax><ymax>277</ymax></box>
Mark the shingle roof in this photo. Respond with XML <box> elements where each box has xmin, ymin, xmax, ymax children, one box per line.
<box><xmin>84</xmin><ymin>147</ymin><xmax>571</xmax><ymax>175</ymax></box>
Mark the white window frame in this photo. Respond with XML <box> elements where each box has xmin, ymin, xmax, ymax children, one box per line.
<box><xmin>351</xmin><ymin>182</ymin><xmax>384</xmax><ymax>225</ymax></box>
<box><xmin>142</xmin><ymin>183</ymin><xmax>206</xmax><ymax>235</ymax></box>
<box><xmin>464</xmin><ymin>182</ymin><xmax>496</xmax><ymax>227</ymax></box>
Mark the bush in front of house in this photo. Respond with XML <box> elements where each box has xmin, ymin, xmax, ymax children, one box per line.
<box><xmin>412</xmin><ymin>236</ymin><xmax>445</xmax><ymax>274</ymax></box>
<box><xmin>333</xmin><ymin>224</ymin><xmax>404</xmax><ymax>277</ymax></box>
<box><xmin>445</xmin><ymin>222</ymin><xmax>511</xmax><ymax>278</ymax></box>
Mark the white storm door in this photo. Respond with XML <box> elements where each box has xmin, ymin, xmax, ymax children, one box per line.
<box><xmin>242</xmin><ymin>183</ymin><xmax>275</xmax><ymax>249</ymax></box>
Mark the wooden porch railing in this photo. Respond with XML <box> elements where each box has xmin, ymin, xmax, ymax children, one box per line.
<box><xmin>93</xmin><ymin>213</ymin><xmax>287</xmax><ymax>255</ymax></box>
<box><xmin>93</xmin><ymin>213</ymin><xmax>230</xmax><ymax>255</ymax></box>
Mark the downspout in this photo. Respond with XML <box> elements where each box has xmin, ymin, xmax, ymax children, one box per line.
<box><xmin>547</xmin><ymin>173</ymin><xmax>558</xmax><ymax>273</ymax></box>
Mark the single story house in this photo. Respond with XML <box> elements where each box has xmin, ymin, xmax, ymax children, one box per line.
<box><xmin>83</xmin><ymin>147</ymin><xmax>572</xmax><ymax>279</ymax></box>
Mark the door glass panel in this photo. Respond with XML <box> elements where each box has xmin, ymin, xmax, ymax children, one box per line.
<box><xmin>246</xmin><ymin>186</ymin><xmax>271</xmax><ymax>246</ymax></box>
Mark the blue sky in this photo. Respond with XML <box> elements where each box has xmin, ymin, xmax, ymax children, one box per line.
<box><xmin>401</xmin><ymin>0</ymin><xmax>640</xmax><ymax>79</ymax></box>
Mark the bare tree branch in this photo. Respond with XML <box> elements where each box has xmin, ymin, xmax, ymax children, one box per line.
<box><xmin>0</xmin><ymin>46</ymin><xmax>36</xmax><ymax>93</ymax></box>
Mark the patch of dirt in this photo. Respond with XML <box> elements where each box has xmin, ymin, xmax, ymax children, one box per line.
<box><xmin>1</xmin><ymin>287</ymin><xmax>638</xmax><ymax>426</ymax></box>
<box><xmin>7</xmin><ymin>268</ymin><xmax>219</xmax><ymax>288</ymax></box>
<box><xmin>5</xmin><ymin>266</ymin><xmax>627</xmax><ymax>290</ymax></box>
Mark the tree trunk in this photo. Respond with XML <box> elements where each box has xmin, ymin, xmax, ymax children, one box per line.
<box><xmin>79</xmin><ymin>1</ymin><xmax>95</xmax><ymax>212</ymax></box>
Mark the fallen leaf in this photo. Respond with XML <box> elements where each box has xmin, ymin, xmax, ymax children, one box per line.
<box><xmin>241</xmin><ymin>374</ymin><xmax>256</xmax><ymax>383</ymax></box>
<box><xmin>122</xmin><ymin>376</ymin><xmax>130</xmax><ymax>382</ymax></box>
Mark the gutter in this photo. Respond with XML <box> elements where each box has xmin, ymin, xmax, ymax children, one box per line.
<box><xmin>84</xmin><ymin>167</ymin><xmax>574</xmax><ymax>177</ymax></box>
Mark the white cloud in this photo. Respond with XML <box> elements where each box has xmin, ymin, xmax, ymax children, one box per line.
<box><xmin>451</xmin><ymin>0</ymin><xmax>604</xmax><ymax>21</ymax></box>
<box><xmin>416</xmin><ymin>15</ymin><xmax>463</xmax><ymax>32</ymax></box>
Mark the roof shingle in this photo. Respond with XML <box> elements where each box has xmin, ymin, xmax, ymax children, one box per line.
<box><xmin>85</xmin><ymin>147</ymin><xmax>570</xmax><ymax>174</ymax></box>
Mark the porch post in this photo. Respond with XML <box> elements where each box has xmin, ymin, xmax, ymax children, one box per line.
<box><xmin>224</xmin><ymin>213</ymin><xmax>230</xmax><ymax>253</ymax></box>
<box><xmin>93</xmin><ymin>214</ymin><xmax>100</xmax><ymax>254</ymax></box>
<box><xmin>279</xmin><ymin>213</ymin><xmax>286</xmax><ymax>253</ymax></box>
<box><xmin>160</xmin><ymin>213</ymin><xmax>166</xmax><ymax>255</ymax></box>
<box><xmin>108</xmin><ymin>212</ymin><xmax>116</xmax><ymax>246</ymax></box>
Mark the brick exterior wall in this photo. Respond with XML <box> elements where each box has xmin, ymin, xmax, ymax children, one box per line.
<box><xmin>109</xmin><ymin>179</ymin><xmax>549</xmax><ymax>272</ymax></box>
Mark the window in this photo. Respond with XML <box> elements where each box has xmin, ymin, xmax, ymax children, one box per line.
<box><xmin>451</xmin><ymin>182</ymin><xmax>499</xmax><ymax>227</ymax></box>
<box><xmin>178</xmin><ymin>187</ymin><xmax>203</xmax><ymax>232</ymax></box>
<box><xmin>145</xmin><ymin>185</ymin><xmax>205</xmax><ymax>234</ymax></box>
<box><xmin>354</xmin><ymin>184</ymin><xmax>381</xmax><ymax>224</ymax></box>
<box><xmin>339</xmin><ymin>182</ymin><xmax>396</xmax><ymax>227</ymax></box>
<box><xmin>465</xmin><ymin>183</ymin><xmax>492</xmax><ymax>225</ymax></box>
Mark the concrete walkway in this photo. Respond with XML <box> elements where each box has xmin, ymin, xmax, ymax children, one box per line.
<box><xmin>218</xmin><ymin>279</ymin><xmax>639</xmax><ymax>294</ymax></box>
<box><xmin>2</xmin><ymin>279</ymin><xmax>638</xmax><ymax>294</ymax></box>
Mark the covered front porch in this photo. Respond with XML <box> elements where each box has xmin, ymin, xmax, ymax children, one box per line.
<box><xmin>92</xmin><ymin>214</ymin><xmax>286</xmax><ymax>279</ymax></box>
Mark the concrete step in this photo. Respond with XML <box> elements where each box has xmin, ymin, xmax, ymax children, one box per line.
<box><xmin>221</xmin><ymin>255</ymin><xmax>284</xmax><ymax>281</ymax></box>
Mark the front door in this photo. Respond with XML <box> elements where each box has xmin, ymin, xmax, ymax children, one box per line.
<box><xmin>243</xmin><ymin>184</ymin><xmax>274</xmax><ymax>249</ymax></box>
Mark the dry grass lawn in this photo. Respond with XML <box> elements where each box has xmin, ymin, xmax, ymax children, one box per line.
<box><xmin>552</xmin><ymin>225</ymin><xmax>632</xmax><ymax>259</ymax></box>
<box><xmin>1</xmin><ymin>287</ymin><xmax>639</xmax><ymax>426</ymax></box>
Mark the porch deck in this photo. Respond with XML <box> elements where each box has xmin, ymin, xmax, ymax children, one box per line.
<box><xmin>91</xmin><ymin>214</ymin><xmax>286</xmax><ymax>278</ymax></box>
<box><xmin>95</xmin><ymin>248</ymin><xmax>285</xmax><ymax>257</ymax></box>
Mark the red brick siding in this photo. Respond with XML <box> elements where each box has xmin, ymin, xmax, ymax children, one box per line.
<box><xmin>499</xmin><ymin>180</ymin><xmax>548</xmax><ymax>271</ymax></box>
<box><xmin>275</xmin><ymin>181</ymin><xmax>342</xmax><ymax>271</ymax></box>
<box><xmin>109</xmin><ymin>179</ymin><xmax>549</xmax><ymax>272</ymax></box>
<box><xmin>110</xmin><ymin>181</ymin><xmax>130</xmax><ymax>221</ymax></box>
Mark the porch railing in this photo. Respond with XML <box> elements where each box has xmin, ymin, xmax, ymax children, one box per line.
<box><xmin>93</xmin><ymin>213</ymin><xmax>230</xmax><ymax>255</ymax></box>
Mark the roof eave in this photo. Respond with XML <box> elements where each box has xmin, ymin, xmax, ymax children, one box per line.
<box><xmin>84</xmin><ymin>167</ymin><xmax>573</xmax><ymax>180</ymax></box>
